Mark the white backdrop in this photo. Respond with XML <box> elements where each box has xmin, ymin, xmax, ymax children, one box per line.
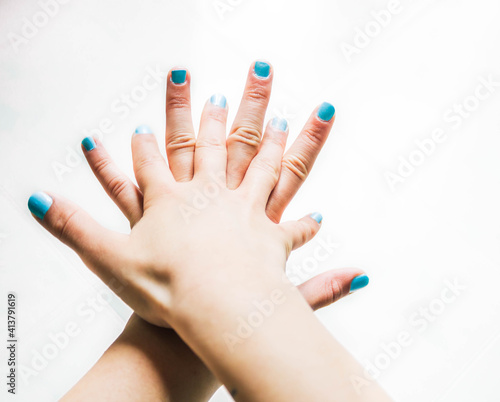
<box><xmin>1</xmin><ymin>0</ymin><xmax>500</xmax><ymax>401</ymax></box>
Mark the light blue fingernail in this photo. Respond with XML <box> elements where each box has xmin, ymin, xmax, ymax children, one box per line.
<box><xmin>82</xmin><ymin>137</ymin><xmax>96</xmax><ymax>151</ymax></box>
<box><xmin>350</xmin><ymin>274</ymin><xmax>369</xmax><ymax>292</ymax></box>
<box><xmin>271</xmin><ymin>117</ymin><xmax>288</xmax><ymax>131</ymax></box>
<box><xmin>210</xmin><ymin>94</ymin><xmax>227</xmax><ymax>108</ymax></box>
<box><xmin>28</xmin><ymin>191</ymin><xmax>53</xmax><ymax>220</ymax></box>
<box><xmin>171</xmin><ymin>69</ymin><xmax>187</xmax><ymax>84</ymax></box>
<box><xmin>310</xmin><ymin>212</ymin><xmax>323</xmax><ymax>224</ymax></box>
<box><xmin>254</xmin><ymin>61</ymin><xmax>270</xmax><ymax>78</ymax></box>
<box><xmin>135</xmin><ymin>125</ymin><xmax>153</xmax><ymax>134</ymax></box>
<box><xmin>317</xmin><ymin>102</ymin><xmax>335</xmax><ymax>121</ymax></box>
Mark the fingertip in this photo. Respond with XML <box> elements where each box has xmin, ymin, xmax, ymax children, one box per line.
<box><xmin>317</xmin><ymin>102</ymin><xmax>335</xmax><ymax>122</ymax></box>
<box><xmin>170</xmin><ymin>68</ymin><xmax>188</xmax><ymax>85</ymax></box>
<box><xmin>350</xmin><ymin>274</ymin><xmax>369</xmax><ymax>292</ymax></box>
<box><xmin>134</xmin><ymin>125</ymin><xmax>153</xmax><ymax>135</ymax></box>
<box><xmin>28</xmin><ymin>191</ymin><xmax>53</xmax><ymax>220</ymax></box>
<box><xmin>253</xmin><ymin>60</ymin><xmax>272</xmax><ymax>79</ymax></box>
<box><xmin>309</xmin><ymin>212</ymin><xmax>323</xmax><ymax>224</ymax></box>
<box><xmin>209</xmin><ymin>93</ymin><xmax>227</xmax><ymax>109</ymax></box>
<box><xmin>270</xmin><ymin>117</ymin><xmax>288</xmax><ymax>132</ymax></box>
<box><xmin>82</xmin><ymin>136</ymin><xmax>96</xmax><ymax>152</ymax></box>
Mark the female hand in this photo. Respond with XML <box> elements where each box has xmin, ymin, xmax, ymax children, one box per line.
<box><xmin>29</xmin><ymin>62</ymin><xmax>364</xmax><ymax>327</ymax></box>
<box><xmin>33</xmin><ymin>60</ymin><xmax>386</xmax><ymax>402</ymax></box>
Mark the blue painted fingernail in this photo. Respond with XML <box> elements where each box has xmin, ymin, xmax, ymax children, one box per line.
<box><xmin>28</xmin><ymin>191</ymin><xmax>53</xmax><ymax>220</ymax></box>
<box><xmin>171</xmin><ymin>69</ymin><xmax>187</xmax><ymax>84</ymax></box>
<box><xmin>317</xmin><ymin>102</ymin><xmax>335</xmax><ymax>121</ymax></box>
<box><xmin>310</xmin><ymin>212</ymin><xmax>323</xmax><ymax>224</ymax></box>
<box><xmin>271</xmin><ymin>117</ymin><xmax>288</xmax><ymax>131</ymax></box>
<box><xmin>210</xmin><ymin>94</ymin><xmax>227</xmax><ymax>108</ymax></box>
<box><xmin>82</xmin><ymin>136</ymin><xmax>96</xmax><ymax>151</ymax></box>
<box><xmin>254</xmin><ymin>61</ymin><xmax>270</xmax><ymax>78</ymax></box>
<box><xmin>350</xmin><ymin>274</ymin><xmax>369</xmax><ymax>292</ymax></box>
<box><xmin>135</xmin><ymin>125</ymin><xmax>153</xmax><ymax>134</ymax></box>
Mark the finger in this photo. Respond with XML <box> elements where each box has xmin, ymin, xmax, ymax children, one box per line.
<box><xmin>280</xmin><ymin>212</ymin><xmax>322</xmax><ymax>252</ymax></box>
<box><xmin>165</xmin><ymin>68</ymin><xmax>196</xmax><ymax>182</ymax></box>
<box><xmin>266</xmin><ymin>102</ymin><xmax>335</xmax><ymax>223</ymax></box>
<box><xmin>297</xmin><ymin>269</ymin><xmax>369</xmax><ymax>311</ymax></box>
<box><xmin>226</xmin><ymin>61</ymin><xmax>273</xmax><ymax>189</ymax></box>
<box><xmin>239</xmin><ymin>117</ymin><xmax>288</xmax><ymax>207</ymax></box>
<box><xmin>132</xmin><ymin>125</ymin><xmax>173</xmax><ymax>202</ymax></box>
<box><xmin>27</xmin><ymin>191</ymin><xmax>129</xmax><ymax>283</ymax></box>
<box><xmin>194</xmin><ymin>94</ymin><xmax>228</xmax><ymax>179</ymax></box>
<box><xmin>82</xmin><ymin>137</ymin><xmax>143</xmax><ymax>226</ymax></box>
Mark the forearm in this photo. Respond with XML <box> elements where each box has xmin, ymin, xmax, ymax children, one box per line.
<box><xmin>170</xmin><ymin>276</ymin><xmax>391</xmax><ymax>402</ymax></box>
<box><xmin>61</xmin><ymin>314</ymin><xmax>219</xmax><ymax>402</ymax></box>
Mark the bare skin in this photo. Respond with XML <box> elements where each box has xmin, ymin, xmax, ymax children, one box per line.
<box><xmin>32</xmin><ymin>63</ymin><xmax>390</xmax><ymax>401</ymax></box>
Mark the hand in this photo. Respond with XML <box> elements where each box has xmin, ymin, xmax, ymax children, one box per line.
<box><xmin>30</xmin><ymin>60</ymin><xmax>382</xmax><ymax>402</ymax></box>
<box><xmin>29</xmin><ymin>62</ymin><xmax>362</xmax><ymax>327</ymax></box>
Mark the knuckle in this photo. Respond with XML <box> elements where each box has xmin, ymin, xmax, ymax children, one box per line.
<box><xmin>325</xmin><ymin>277</ymin><xmax>343</xmax><ymax>305</ymax></box>
<box><xmin>107</xmin><ymin>176</ymin><xmax>130</xmax><ymax>200</ymax></box>
<box><xmin>297</xmin><ymin>221</ymin><xmax>314</xmax><ymax>244</ymax></box>
<box><xmin>282</xmin><ymin>154</ymin><xmax>309</xmax><ymax>181</ymax></box>
<box><xmin>297</xmin><ymin>226</ymin><xmax>309</xmax><ymax>247</ymax></box>
<box><xmin>229</xmin><ymin>126</ymin><xmax>262</xmax><ymax>149</ymax></box>
<box><xmin>252</xmin><ymin>156</ymin><xmax>280</xmax><ymax>181</ymax></box>
<box><xmin>206</xmin><ymin>107</ymin><xmax>227</xmax><ymax>124</ymax></box>
<box><xmin>303</xmin><ymin>124</ymin><xmax>326</xmax><ymax>146</ymax></box>
<box><xmin>196</xmin><ymin>137</ymin><xmax>225</xmax><ymax>150</ymax></box>
<box><xmin>166</xmin><ymin>95</ymin><xmax>191</xmax><ymax>110</ymax></box>
<box><xmin>166</xmin><ymin>131</ymin><xmax>196</xmax><ymax>153</ymax></box>
<box><xmin>56</xmin><ymin>209</ymin><xmax>80</xmax><ymax>242</ymax></box>
<box><xmin>134</xmin><ymin>155</ymin><xmax>164</xmax><ymax>175</ymax></box>
<box><xmin>245</xmin><ymin>84</ymin><xmax>270</xmax><ymax>104</ymax></box>
<box><xmin>92</xmin><ymin>157</ymin><xmax>112</xmax><ymax>176</ymax></box>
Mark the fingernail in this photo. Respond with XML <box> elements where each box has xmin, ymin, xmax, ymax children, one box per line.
<box><xmin>135</xmin><ymin>125</ymin><xmax>153</xmax><ymax>134</ymax></box>
<box><xmin>82</xmin><ymin>136</ymin><xmax>96</xmax><ymax>151</ymax></box>
<box><xmin>309</xmin><ymin>212</ymin><xmax>323</xmax><ymax>224</ymax></box>
<box><xmin>28</xmin><ymin>191</ymin><xmax>53</xmax><ymax>220</ymax></box>
<box><xmin>350</xmin><ymin>274</ymin><xmax>369</xmax><ymax>292</ymax></box>
<box><xmin>254</xmin><ymin>61</ymin><xmax>270</xmax><ymax>78</ymax></box>
<box><xmin>210</xmin><ymin>94</ymin><xmax>227</xmax><ymax>108</ymax></box>
<box><xmin>317</xmin><ymin>102</ymin><xmax>335</xmax><ymax>121</ymax></box>
<box><xmin>171</xmin><ymin>69</ymin><xmax>187</xmax><ymax>84</ymax></box>
<box><xmin>271</xmin><ymin>117</ymin><xmax>288</xmax><ymax>131</ymax></box>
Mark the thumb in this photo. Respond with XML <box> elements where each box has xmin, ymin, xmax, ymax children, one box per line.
<box><xmin>28</xmin><ymin>191</ymin><xmax>129</xmax><ymax>283</ymax></box>
<box><xmin>297</xmin><ymin>268</ymin><xmax>369</xmax><ymax>311</ymax></box>
<box><xmin>281</xmin><ymin>212</ymin><xmax>323</xmax><ymax>252</ymax></box>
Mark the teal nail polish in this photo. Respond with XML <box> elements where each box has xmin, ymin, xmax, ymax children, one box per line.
<box><xmin>171</xmin><ymin>69</ymin><xmax>187</xmax><ymax>84</ymax></box>
<box><xmin>310</xmin><ymin>212</ymin><xmax>323</xmax><ymax>224</ymax></box>
<box><xmin>82</xmin><ymin>137</ymin><xmax>96</xmax><ymax>151</ymax></box>
<box><xmin>135</xmin><ymin>125</ymin><xmax>153</xmax><ymax>134</ymax></box>
<box><xmin>271</xmin><ymin>117</ymin><xmax>288</xmax><ymax>131</ymax></box>
<box><xmin>28</xmin><ymin>192</ymin><xmax>53</xmax><ymax>220</ymax></box>
<box><xmin>350</xmin><ymin>274</ymin><xmax>369</xmax><ymax>292</ymax></box>
<box><xmin>317</xmin><ymin>102</ymin><xmax>335</xmax><ymax>121</ymax></box>
<box><xmin>254</xmin><ymin>61</ymin><xmax>270</xmax><ymax>78</ymax></box>
<box><xmin>210</xmin><ymin>94</ymin><xmax>227</xmax><ymax>108</ymax></box>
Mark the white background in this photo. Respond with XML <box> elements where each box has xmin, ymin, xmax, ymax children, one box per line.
<box><xmin>1</xmin><ymin>0</ymin><xmax>500</xmax><ymax>401</ymax></box>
